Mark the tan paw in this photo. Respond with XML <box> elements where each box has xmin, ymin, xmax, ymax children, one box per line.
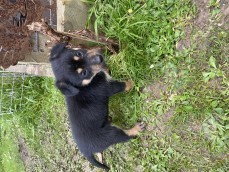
<box><xmin>124</xmin><ymin>122</ymin><xmax>145</xmax><ymax>136</ymax></box>
<box><xmin>125</xmin><ymin>79</ymin><xmax>133</xmax><ymax>91</ymax></box>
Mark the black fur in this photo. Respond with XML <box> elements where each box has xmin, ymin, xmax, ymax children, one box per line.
<box><xmin>50</xmin><ymin>43</ymin><xmax>140</xmax><ymax>170</ymax></box>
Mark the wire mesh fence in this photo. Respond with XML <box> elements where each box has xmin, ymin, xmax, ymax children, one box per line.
<box><xmin>0</xmin><ymin>63</ymin><xmax>53</xmax><ymax>115</ymax></box>
<box><xmin>0</xmin><ymin>65</ymin><xmax>29</xmax><ymax>115</ymax></box>
<box><xmin>0</xmin><ymin>0</ymin><xmax>56</xmax><ymax>115</ymax></box>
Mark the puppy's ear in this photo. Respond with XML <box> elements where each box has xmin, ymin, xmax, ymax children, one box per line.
<box><xmin>55</xmin><ymin>81</ymin><xmax>79</xmax><ymax>96</ymax></box>
<box><xmin>50</xmin><ymin>43</ymin><xmax>67</xmax><ymax>60</ymax></box>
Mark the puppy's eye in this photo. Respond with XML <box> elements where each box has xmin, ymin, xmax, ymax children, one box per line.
<box><xmin>76</xmin><ymin>51</ymin><xmax>83</xmax><ymax>57</ymax></box>
<box><xmin>81</xmin><ymin>69</ymin><xmax>88</xmax><ymax>76</ymax></box>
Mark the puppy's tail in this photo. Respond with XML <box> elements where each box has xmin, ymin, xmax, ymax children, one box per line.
<box><xmin>85</xmin><ymin>154</ymin><xmax>109</xmax><ymax>170</ymax></box>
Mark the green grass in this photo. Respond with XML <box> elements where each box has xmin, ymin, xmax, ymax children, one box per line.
<box><xmin>1</xmin><ymin>0</ymin><xmax>229</xmax><ymax>171</ymax></box>
<box><xmin>88</xmin><ymin>0</ymin><xmax>195</xmax><ymax>85</ymax></box>
<box><xmin>0</xmin><ymin>117</ymin><xmax>25</xmax><ymax>172</ymax></box>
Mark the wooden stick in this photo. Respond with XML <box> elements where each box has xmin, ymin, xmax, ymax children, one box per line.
<box><xmin>27</xmin><ymin>19</ymin><xmax>119</xmax><ymax>53</ymax></box>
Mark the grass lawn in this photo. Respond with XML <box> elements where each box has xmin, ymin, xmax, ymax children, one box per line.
<box><xmin>0</xmin><ymin>0</ymin><xmax>228</xmax><ymax>171</ymax></box>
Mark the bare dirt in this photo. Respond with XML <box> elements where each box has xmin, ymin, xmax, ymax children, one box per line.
<box><xmin>18</xmin><ymin>136</ymin><xmax>31</xmax><ymax>170</ymax></box>
<box><xmin>176</xmin><ymin>0</ymin><xmax>229</xmax><ymax>51</ymax></box>
<box><xmin>0</xmin><ymin>0</ymin><xmax>55</xmax><ymax>68</ymax></box>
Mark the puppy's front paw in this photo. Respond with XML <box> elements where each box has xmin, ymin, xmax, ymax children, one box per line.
<box><xmin>125</xmin><ymin>80</ymin><xmax>133</xmax><ymax>91</ymax></box>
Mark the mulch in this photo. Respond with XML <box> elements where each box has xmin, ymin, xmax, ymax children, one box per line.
<box><xmin>0</xmin><ymin>0</ymin><xmax>55</xmax><ymax>68</ymax></box>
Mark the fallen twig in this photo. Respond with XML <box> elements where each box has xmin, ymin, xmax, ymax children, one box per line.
<box><xmin>27</xmin><ymin>19</ymin><xmax>119</xmax><ymax>53</ymax></box>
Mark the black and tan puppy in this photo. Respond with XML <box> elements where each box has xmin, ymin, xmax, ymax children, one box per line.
<box><xmin>50</xmin><ymin>43</ymin><xmax>144</xmax><ymax>170</ymax></box>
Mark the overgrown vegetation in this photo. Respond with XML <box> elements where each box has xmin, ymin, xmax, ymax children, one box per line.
<box><xmin>1</xmin><ymin>0</ymin><xmax>228</xmax><ymax>171</ymax></box>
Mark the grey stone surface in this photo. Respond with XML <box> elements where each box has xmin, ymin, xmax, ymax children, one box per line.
<box><xmin>57</xmin><ymin>0</ymin><xmax>90</xmax><ymax>32</ymax></box>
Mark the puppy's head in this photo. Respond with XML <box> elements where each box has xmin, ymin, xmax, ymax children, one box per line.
<box><xmin>50</xmin><ymin>43</ymin><xmax>107</xmax><ymax>96</ymax></box>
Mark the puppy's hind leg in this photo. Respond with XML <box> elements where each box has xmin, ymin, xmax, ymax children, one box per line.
<box><xmin>107</xmin><ymin>126</ymin><xmax>132</xmax><ymax>144</ymax></box>
<box><xmin>124</xmin><ymin>122</ymin><xmax>145</xmax><ymax>137</ymax></box>
<box><xmin>105</xmin><ymin>122</ymin><xmax>145</xmax><ymax>148</ymax></box>
<box><xmin>108</xmin><ymin>123</ymin><xmax>145</xmax><ymax>144</ymax></box>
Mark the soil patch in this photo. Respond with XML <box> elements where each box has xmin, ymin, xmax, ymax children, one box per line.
<box><xmin>176</xmin><ymin>0</ymin><xmax>229</xmax><ymax>51</ymax></box>
<box><xmin>18</xmin><ymin>136</ymin><xmax>30</xmax><ymax>169</ymax></box>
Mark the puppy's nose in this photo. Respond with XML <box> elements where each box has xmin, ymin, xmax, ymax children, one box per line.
<box><xmin>93</xmin><ymin>54</ymin><xmax>104</xmax><ymax>64</ymax></box>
